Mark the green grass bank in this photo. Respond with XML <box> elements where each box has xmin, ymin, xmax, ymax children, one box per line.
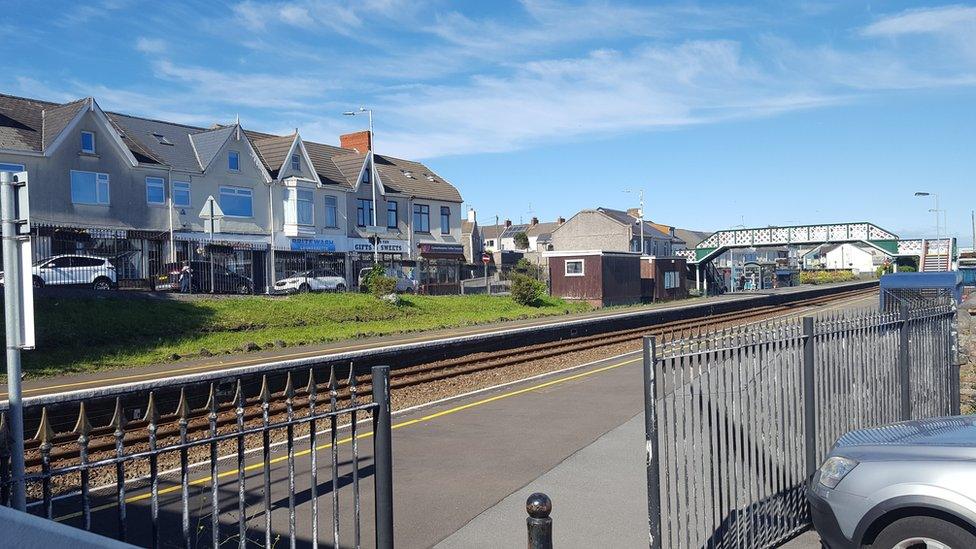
<box><xmin>11</xmin><ymin>293</ymin><xmax>590</xmax><ymax>378</ymax></box>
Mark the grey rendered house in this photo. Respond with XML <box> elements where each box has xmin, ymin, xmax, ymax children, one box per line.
<box><xmin>550</xmin><ymin>207</ymin><xmax>675</xmax><ymax>256</ymax></box>
<box><xmin>0</xmin><ymin>93</ymin><xmax>464</xmax><ymax>292</ymax></box>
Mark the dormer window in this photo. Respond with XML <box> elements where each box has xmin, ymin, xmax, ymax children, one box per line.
<box><xmin>152</xmin><ymin>132</ymin><xmax>174</xmax><ymax>146</ymax></box>
<box><xmin>81</xmin><ymin>131</ymin><xmax>95</xmax><ymax>154</ymax></box>
<box><xmin>228</xmin><ymin>150</ymin><xmax>240</xmax><ymax>171</ymax></box>
<box><xmin>291</xmin><ymin>153</ymin><xmax>301</xmax><ymax>171</ymax></box>
<box><xmin>403</xmin><ymin>170</ymin><xmax>414</xmax><ymax>179</ymax></box>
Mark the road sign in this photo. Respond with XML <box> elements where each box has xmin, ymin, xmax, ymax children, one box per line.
<box><xmin>482</xmin><ymin>252</ymin><xmax>491</xmax><ymax>264</ymax></box>
<box><xmin>199</xmin><ymin>195</ymin><xmax>224</xmax><ymax>234</ymax></box>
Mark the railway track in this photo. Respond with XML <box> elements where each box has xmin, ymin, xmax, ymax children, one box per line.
<box><xmin>21</xmin><ymin>286</ymin><xmax>876</xmax><ymax>470</ymax></box>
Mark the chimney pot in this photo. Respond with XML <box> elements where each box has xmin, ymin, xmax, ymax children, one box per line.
<box><xmin>340</xmin><ymin>130</ymin><xmax>372</xmax><ymax>153</ymax></box>
<box><xmin>467</xmin><ymin>208</ymin><xmax>477</xmax><ymax>223</ymax></box>
<box><xmin>531</xmin><ymin>217</ymin><xmax>539</xmax><ymax>225</ymax></box>
<box><xmin>558</xmin><ymin>216</ymin><xmax>566</xmax><ymax>224</ymax></box>
<box><xmin>504</xmin><ymin>219</ymin><xmax>512</xmax><ymax>227</ymax></box>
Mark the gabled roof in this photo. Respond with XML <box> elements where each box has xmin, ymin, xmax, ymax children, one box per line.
<box><xmin>108</xmin><ymin>112</ymin><xmax>205</xmax><ymax>172</ymax></box>
<box><xmin>303</xmin><ymin>140</ymin><xmax>351</xmax><ymax>187</ymax></box>
<box><xmin>596</xmin><ymin>207</ymin><xmax>673</xmax><ymax>240</ymax></box>
<box><xmin>0</xmin><ymin>93</ymin><xmax>47</xmax><ymax>151</ymax></box>
<box><xmin>41</xmin><ymin>98</ymin><xmax>87</xmax><ymax>150</ymax></box>
<box><xmin>189</xmin><ymin>125</ymin><xmax>237</xmax><ymax>171</ymax></box>
<box><xmin>245</xmin><ymin>130</ymin><xmax>295</xmax><ymax>178</ymax></box>
<box><xmin>332</xmin><ymin>151</ymin><xmax>462</xmax><ymax>202</ymax></box>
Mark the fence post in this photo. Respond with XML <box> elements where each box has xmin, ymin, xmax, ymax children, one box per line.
<box><xmin>526</xmin><ymin>492</ymin><xmax>553</xmax><ymax>549</ymax></box>
<box><xmin>899</xmin><ymin>303</ymin><xmax>912</xmax><ymax>421</ymax></box>
<box><xmin>642</xmin><ymin>336</ymin><xmax>662</xmax><ymax>549</ymax></box>
<box><xmin>802</xmin><ymin>316</ymin><xmax>817</xmax><ymax>478</ymax></box>
<box><xmin>950</xmin><ymin>302</ymin><xmax>961</xmax><ymax>415</ymax></box>
<box><xmin>372</xmin><ymin>365</ymin><xmax>394</xmax><ymax>549</ymax></box>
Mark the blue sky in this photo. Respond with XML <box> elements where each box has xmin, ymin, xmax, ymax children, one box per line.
<box><xmin>1</xmin><ymin>1</ymin><xmax>974</xmax><ymax>243</ymax></box>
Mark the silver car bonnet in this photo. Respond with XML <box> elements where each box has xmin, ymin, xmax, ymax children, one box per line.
<box><xmin>831</xmin><ymin>416</ymin><xmax>976</xmax><ymax>461</ymax></box>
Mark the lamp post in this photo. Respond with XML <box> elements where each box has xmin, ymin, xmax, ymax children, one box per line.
<box><xmin>624</xmin><ymin>189</ymin><xmax>645</xmax><ymax>255</ymax></box>
<box><xmin>344</xmin><ymin>107</ymin><xmax>380</xmax><ymax>264</ymax></box>
<box><xmin>914</xmin><ymin>191</ymin><xmax>941</xmax><ymax>243</ymax></box>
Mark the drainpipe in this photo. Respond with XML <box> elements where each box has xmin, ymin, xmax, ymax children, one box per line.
<box><xmin>167</xmin><ymin>166</ymin><xmax>175</xmax><ymax>263</ymax></box>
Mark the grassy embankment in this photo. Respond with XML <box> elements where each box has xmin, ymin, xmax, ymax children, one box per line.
<box><xmin>11</xmin><ymin>293</ymin><xmax>590</xmax><ymax>378</ymax></box>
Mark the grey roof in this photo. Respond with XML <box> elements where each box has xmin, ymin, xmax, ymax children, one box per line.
<box><xmin>245</xmin><ymin>130</ymin><xmax>295</xmax><ymax>177</ymax></box>
<box><xmin>673</xmin><ymin>228</ymin><xmax>711</xmax><ymax>248</ymax></box>
<box><xmin>596</xmin><ymin>207</ymin><xmax>673</xmax><ymax>240</ymax></box>
<box><xmin>332</xmin><ymin>151</ymin><xmax>463</xmax><ymax>203</ymax></box>
<box><xmin>190</xmin><ymin>125</ymin><xmax>237</xmax><ymax>171</ymax></box>
<box><xmin>0</xmin><ymin>93</ymin><xmax>46</xmax><ymax>151</ymax></box>
<box><xmin>109</xmin><ymin>112</ymin><xmax>207</xmax><ymax>172</ymax></box>
<box><xmin>304</xmin><ymin>140</ymin><xmax>351</xmax><ymax>188</ymax></box>
<box><xmin>42</xmin><ymin>98</ymin><xmax>87</xmax><ymax>149</ymax></box>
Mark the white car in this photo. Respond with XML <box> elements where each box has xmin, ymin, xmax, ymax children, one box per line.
<box><xmin>274</xmin><ymin>268</ymin><xmax>347</xmax><ymax>294</ymax></box>
<box><xmin>357</xmin><ymin>267</ymin><xmax>419</xmax><ymax>293</ymax></box>
<box><xmin>0</xmin><ymin>254</ymin><xmax>117</xmax><ymax>290</ymax></box>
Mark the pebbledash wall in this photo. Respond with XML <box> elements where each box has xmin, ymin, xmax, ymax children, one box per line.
<box><xmin>0</xmin><ymin>94</ymin><xmax>465</xmax><ymax>292</ymax></box>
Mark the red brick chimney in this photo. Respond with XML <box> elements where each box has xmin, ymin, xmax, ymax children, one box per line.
<box><xmin>340</xmin><ymin>130</ymin><xmax>372</xmax><ymax>153</ymax></box>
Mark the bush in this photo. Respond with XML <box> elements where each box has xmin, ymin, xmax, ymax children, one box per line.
<box><xmin>799</xmin><ymin>270</ymin><xmax>856</xmax><ymax>285</ymax></box>
<box><xmin>514</xmin><ymin>232</ymin><xmax>530</xmax><ymax>250</ymax></box>
<box><xmin>361</xmin><ymin>263</ymin><xmax>386</xmax><ymax>293</ymax></box>
<box><xmin>513</xmin><ymin>257</ymin><xmax>543</xmax><ymax>279</ymax></box>
<box><xmin>370</xmin><ymin>275</ymin><xmax>398</xmax><ymax>298</ymax></box>
<box><xmin>510</xmin><ymin>273</ymin><xmax>546</xmax><ymax>306</ymax></box>
<box><xmin>898</xmin><ymin>265</ymin><xmax>917</xmax><ymax>273</ymax></box>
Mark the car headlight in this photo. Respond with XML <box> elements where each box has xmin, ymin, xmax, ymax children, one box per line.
<box><xmin>818</xmin><ymin>456</ymin><xmax>858</xmax><ymax>489</ymax></box>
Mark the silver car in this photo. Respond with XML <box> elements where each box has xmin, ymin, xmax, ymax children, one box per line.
<box><xmin>808</xmin><ymin>416</ymin><xmax>976</xmax><ymax>548</ymax></box>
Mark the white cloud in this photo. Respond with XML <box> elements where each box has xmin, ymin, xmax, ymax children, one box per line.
<box><xmin>135</xmin><ymin>37</ymin><xmax>166</xmax><ymax>54</ymax></box>
<box><xmin>151</xmin><ymin>60</ymin><xmax>328</xmax><ymax>109</ymax></box>
<box><xmin>862</xmin><ymin>5</ymin><xmax>976</xmax><ymax>37</ymax></box>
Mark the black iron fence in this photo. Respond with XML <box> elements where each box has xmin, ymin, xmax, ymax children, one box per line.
<box><xmin>642</xmin><ymin>301</ymin><xmax>959</xmax><ymax>548</ymax></box>
<box><xmin>0</xmin><ymin>364</ymin><xmax>394</xmax><ymax>549</ymax></box>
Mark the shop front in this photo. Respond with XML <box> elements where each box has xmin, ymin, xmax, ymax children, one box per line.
<box><xmin>417</xmin><ymin>243</ymin><xmax>465</xmax><ymax>295</ymax></box>
<box><xmin>348</xmin><ymin>237</ymin><xmax>411</xmax><ymax>288</ymax></box>
<box><xmin>172</xmin><ymin>232</ymin><xmax>270</xmax><ymax>294</ymax></box>
<box><xmin>273</xmin><ymin>235</ymin><xmax>348</xmax><ymax>282</ymax></box>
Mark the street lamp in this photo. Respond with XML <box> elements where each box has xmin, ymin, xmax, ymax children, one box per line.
<box><xmin>914</xmin><ymin>191</ymin><xmax>941</xmax><ymax>243</ymax></box>
<box><xmin>623</xmin><ymin>188</ymin><xmax>645</xmax><ymax>255</ymax></box>
<box><xmin>344</xmin><ymin>107</ymin><xmax>380</xmax><ymax>264</ymax></box>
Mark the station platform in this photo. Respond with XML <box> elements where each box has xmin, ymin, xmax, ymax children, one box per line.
<box><xmin>4</xmin><ymin>280</ymin><xmax>876</xmax><ymax>402</ymax></box>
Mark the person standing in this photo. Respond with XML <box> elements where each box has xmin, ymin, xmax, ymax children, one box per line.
<box><xmin>179</xmin><ymin>261</ymin><xmax>193</xmax><ymax>293</ymax></box>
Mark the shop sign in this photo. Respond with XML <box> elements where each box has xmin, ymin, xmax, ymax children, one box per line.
<box><xmin>349</xmin><ymin>238</ymin><xmax>407</xmax><ymax>253</ymax></box>
<box><xmin>86</xmin><ymin>228</ymin><xmax>127</xmax><ymax>239</ymax></box>
<box><xmin>290</xmin><ymin>238</ymin><xmax>337</xmax><ymax>252</ymax></box>
<box><xmin>418</xmin><ymin>243</ymin><xmax>464</xmax><ymax>256</ymax></box>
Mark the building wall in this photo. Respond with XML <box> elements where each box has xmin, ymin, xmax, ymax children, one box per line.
<box><xmin>600</xmin><ymin>254</ymin><xmax>642</xmax><ymax>306</ymax></box>
<box><xmin>548</xmin><ymin>255</ymin><xmax>603</xmax><ymax>305</ymax></box>
<box><xmin>550</xmin><ymin>211</ymin><xmax>628</xmax><ymax>251</ymax></box>
<box><xmin>824</xmin><ymin>244</ymin><xmax>875</xmax><ymax>273</ymax></box>
<box><xmin>641</xmin><ymin>257</ymin><xmax>688</xmax><ymax>301</ymax></box>
<box><xmin>271</xmin><ymin>179</ymin><xmax>350</xmax><ymax>249</ymax></box>
<box><xmin>188</xmin><ymin>130</ymin><xmax>271</xmax><ymax>235</ymax></box>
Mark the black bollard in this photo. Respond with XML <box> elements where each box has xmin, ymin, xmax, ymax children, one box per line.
<box><xmin>526</xmin><ymin>492</ymin><xmax>553</xmax><ymax>549</ymax></box>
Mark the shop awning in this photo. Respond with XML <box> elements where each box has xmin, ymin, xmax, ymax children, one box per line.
<box><xmin>418</xmin><ymin>243</ymin><xmax>465</xmax><ymax>260</ymax></box>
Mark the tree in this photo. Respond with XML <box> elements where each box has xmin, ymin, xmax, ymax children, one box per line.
<box><xmin>514</xmin><ymin>231</ymin><xmax>530</xmax><ymax>250</ymax></box>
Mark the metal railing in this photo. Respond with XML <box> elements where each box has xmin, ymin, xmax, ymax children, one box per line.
<box><xmin>642</xmin><ymin>301</ymin><xmax>959</xmax><ymax>548</ymax></box>
<box><xmin>0</xmin><ymin>364</ymin><xmax>394</xmax><ymax>549</ymax></box>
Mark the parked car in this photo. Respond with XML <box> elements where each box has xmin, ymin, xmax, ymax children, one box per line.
<box><xmin>156</xmin><ymin>261</ymin><xmax>253</xmax><ymax>294</ymax></box>
<box><xmin>807</xmin><ymin>415</ymin><xmax>976</xmax><ymax>549</ymax></box>
<box><xmin>0</xmin><ymin>254</ymin><xmax>117</xmax><ymax>290</ymax></box>
<box><xmin>273</xmin><ymin>269</ymin><xmax>347</xmax><ymax>294</ymax></box>
<box><xmin>357</xmin><ymin>267</ymin><xmax>418</xmax><ymax>293</ymax></box>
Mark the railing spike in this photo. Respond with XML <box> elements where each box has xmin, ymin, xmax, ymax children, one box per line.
<box><xmin>328</xmin><ymin>364</ymin><xmax>337</xmax><ymax>391</ymax></box>
<box><xmin>284</xmin><ymin>371</ymin><xmax>295</xmax><ymax>401</ymax></box>
<box><xmin>259</xmin><ymin>374</ymin><xmax>271</xmax><ymax>403</ymax></box>
<box><xmin>34</xmin><ymin>407</ymin><xmax>55</xmax><ymax>445</ymax></box>
<box><xmin>73</xmin><ymin>401</ymin><xmax>93</xmax><ymax>436</ymax></box>
<box><xmin>175</xmin><ymin>388</ymin><xmax>190</xmax><ymax>421</ymax></box>
<box><xmin>205</xmin><ymin>383</ymin><xmax>218</xmax><ymax>414</ymax></box>
<box><xmin>348</xmin><ymin>361</ymin><xmax>358</xmax><ymax>392</ymax></box>
<box><xmin>143</xmin><ymin>392</ymin><xmax>160</xmax><ymax>425</ymax></box>
<box><xmin>307</xmin><ymin>368</ymin><xmax>317</xmax><ymax>399</ymax></box>
<box><xmin>233</xmin><ymin>379</ymin><xmax>245</xmax><ymax>408</ymax></box>
<box><xmin>109</xmin><ymin>397</ymin><xmax>126</xmax><ymax>430</ymax></box>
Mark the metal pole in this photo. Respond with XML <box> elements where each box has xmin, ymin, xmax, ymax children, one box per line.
<box><xmin>269</xmin><ymin>181</ymin><xmax>276</xmax><ymax>292</ymax></box>
<box><xmin>802</xmin><ymin>316</ymin><xmax>817</xmax><ymax>477</ymax></box>
<box><xmin>369</xmin><ymin>110</ymin><xmax>379</xmax><ymax>265</ymax></box>
<box><xmin>642</xmin><ymin>336</ymin><xmax>662</xmax><ymax>549</ymax></box>
<box><xmin>971</xmin><ymin>210</ymin><xmax>975</xmax><ymax>255</ymax></box>
<box><xmin>1</xmin><ymin>171</ymin><xmax>26</xmax><ymax>510</ymax></box>
<box><xmin>899</xmin><ymin>303</ymin><xmax>912</xmax><ymax>421</ymax></box>
<box><xmin>209</xmin><ymin>199</ymin><xmax>215</xmax><ymax>294</ymax></box>
<box><xmin>372</xmin><ymin>365</ymin><xmax>394</xmax><ymax>549</ymax></box>
<box><xmin>526</xmin><ymin>493</ymin><xmax>553</xmax><ymax>549</ymax></box>
<box><xmin>639</xmin><ymin>189</ymin><xmax>645</xmax><ymax>256</ymax></box>
<box><xmin>484</xmin><ymin>259</ymin><xmax>489</xmax><ymax>295</ymax></box>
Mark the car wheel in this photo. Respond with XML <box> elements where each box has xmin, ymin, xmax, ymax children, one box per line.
<box><xmin>298</xmin><ymin>283</ymin><xmax>311</xmax><ymax>293</ymax></box>
<box><xmin>238</xmin><ymin>283</ymin><xmax>252</xmax><ymax>295</ymax></box>
<box><xmin>92</xmin><ymin>277</ymin><xmax>112</xmax><ymax>291</ymax></box>
<box><xmin>335</xmin><ymin>283</ymin><xmax>346</xmax><ymax>292</ymax></box>
<box><xmin>871</xmin><ymin>516</ymin><xmax>976</xmax><ymax>549</ymax></box>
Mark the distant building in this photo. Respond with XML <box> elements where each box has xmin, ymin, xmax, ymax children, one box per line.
<box><xmin>481</xmin><ymin>216</ymin><xmax>565</xmax><ymax>252</ymax></box>
<box><xmin>460</xmin><ymin>208</ymin><xmax>482</xmax><ymax>263</ymax></box>
<box><xmin>550</xmin><ymin>207</ymin><xmax>674</xmax><ymax>256</ymax></box>
<box><xmin>802</xmin><ymin>243</ymin><xmax>881</xmax><ymax>273</ymax></box>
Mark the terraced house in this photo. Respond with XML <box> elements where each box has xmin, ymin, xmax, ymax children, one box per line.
<box><xmin>0</xmin><ymin>93</ymin><xmax>465</xmax><ymax>293</ymax></box>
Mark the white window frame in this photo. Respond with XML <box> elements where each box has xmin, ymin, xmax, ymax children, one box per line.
<box><xmin>81</xmin><ymin>131</ymin><xmax>96</xmax><ymax>154</ymax></box>
<box><xmin>70</xmin><ymin>170</ymin><xmax>110</xmax><ymax>205</ymax></box>
<box><xmin>228</xmin><ymin>150</ymin><xmax>240</xmax><ymax>172</ymax></box>
<box><xmin>0</xmin><ymin>163</ymin><xmax>25</xmax><ymax>173</ymax></box>
<box><xmin>145</xmin><ymin>176</ymin><xmax>166</xmax><ymax>205</ymax></box>
<box><xmin>664</xmin><ymin>271</ymin><xmax>679</xmax><ymax>289</ymax></box>
<box><xmin>296</xmin><ymin>188</ymin><xmax>314</xmax><ymax>226</ymax></box>
<box><xmin>565</xmin><ymin>259</ymin><xmax>585</xmax><ymax>277</ymax></box>
<box><xmin>323</xmin><ymin>195</ymin><xmax>338</xmax><ymax>228</ymax></box>
<box><xmin>219</xmin><ymin>185</ymin><xmax>253</xmax><ymax>217</ymax></box>
<box><xmin>172</xmin><ymin>181</ymin><xmax>191</xmax><ymax>208</ymax></box>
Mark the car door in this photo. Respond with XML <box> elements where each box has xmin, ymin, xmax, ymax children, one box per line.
<box><xmin>42</xmin><ymin>256</ymin><xmax>74</xmax><ymax>285</ymax></box>
<box><xmin>71</xmin><ymin>257</ymin><xmax>101</xmax><ymax>284</ymax></box>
